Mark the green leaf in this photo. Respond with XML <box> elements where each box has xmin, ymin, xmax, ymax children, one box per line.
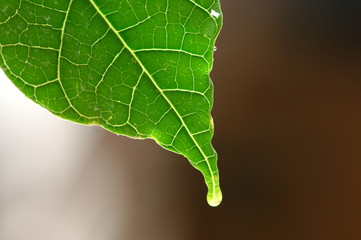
<box><xmin>0</xmin><ymin>0</ymin><xmax>223</xmax><ymax>206</ymax></box>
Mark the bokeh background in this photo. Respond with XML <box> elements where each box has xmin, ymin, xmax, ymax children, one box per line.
<box><xmin>1</xmin><ymin>0</ymin><xmax>361</xmax><ymax>239</ymax></box>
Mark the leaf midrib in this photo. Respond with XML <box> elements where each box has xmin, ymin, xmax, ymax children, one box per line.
<box><xmin>86</xmin><ymin>0</ymin><xmax>217</xmax><ymax>200</ymax></box>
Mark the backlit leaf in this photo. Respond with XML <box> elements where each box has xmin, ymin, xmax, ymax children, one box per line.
<box><xmin>0</xmin><ymin>0</ymin><xmax>223</xmax><ymax>206</ymax></box>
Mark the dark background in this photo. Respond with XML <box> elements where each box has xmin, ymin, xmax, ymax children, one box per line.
<box><xmin>1</xmin><ymin>1</ymin><xmax>361</xmax><ymax>239</ymax></box>
<box><xmin>209</xmin><ymin>1</ymin><xmax>361</xmax><ymax>239</ymax></box>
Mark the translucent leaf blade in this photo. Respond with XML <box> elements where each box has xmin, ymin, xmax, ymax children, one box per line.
<box><xmin>0</xmin><ymin>0</ymin><xmax>223</xmax><ymax>206</ymax></box>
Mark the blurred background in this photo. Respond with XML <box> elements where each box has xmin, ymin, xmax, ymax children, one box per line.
<box><xmin>1</xmin><ymin>0</ymin><xmax>361</xmax><ymax>239</ymax></box>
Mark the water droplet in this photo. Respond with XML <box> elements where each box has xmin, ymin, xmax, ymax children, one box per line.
<box><xmin>214</xmin><ymin>46</ymin><xmax>217</xmax><ymax>52</ymax></box>
<box><xmin>211</xmin><ymin>10</ymin><xmax>220</xmax><ymax>19</ymax></box>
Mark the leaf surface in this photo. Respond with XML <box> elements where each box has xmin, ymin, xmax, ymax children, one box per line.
<box><xmin>0</xmin><ymin>0</ymin><xmax>223</xmax><ymax>206</ymax></box>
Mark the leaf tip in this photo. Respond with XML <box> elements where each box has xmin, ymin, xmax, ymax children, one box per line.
<box><xmin>207</xmin><ymin>186</ymin><xmax>223</xmax><ymax>207</ymax></box>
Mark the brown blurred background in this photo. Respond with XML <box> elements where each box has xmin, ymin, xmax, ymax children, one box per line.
<box><xmin>1</xmin><ymin>1</ymin><xmax>361</xmax><ymax>240</ymax></box>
